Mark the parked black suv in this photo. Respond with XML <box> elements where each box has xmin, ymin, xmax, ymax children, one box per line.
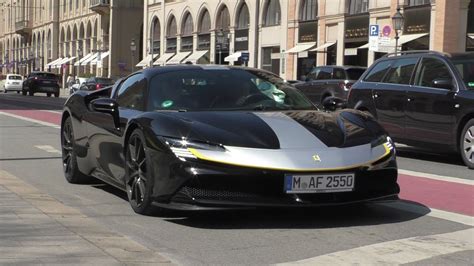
<box><xmin>347</xmin><ymin>51</ymin><xmax>474</xmax><ymax>168</ymax></box>
<box><xmin>79</xmin><ymin>77</ymin><xmax>114</xmax><ymax>91</ymax></box>
<box><xmin>22</xmin><ymin>72</ymin><xmax>60</xmax><ymax>97</ymax></box>
<box><xmin>295</xmin><ymin>65</ymin><xmax>366</xmax><ymax>104</ymax></box>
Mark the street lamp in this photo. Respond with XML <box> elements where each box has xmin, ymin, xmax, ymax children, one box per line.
<box><xmin>130</xmin><ymin>38</ymin><xmax>136</xmax><ymax>72</ymax></box>
<box><xmin>392</xmin><ymin>6</ymin><xmax>404</xmax><ymax>54</ymax></box>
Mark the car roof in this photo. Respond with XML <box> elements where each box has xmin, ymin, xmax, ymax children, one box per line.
<box><xmin>317</xmin><ymin>65</ymin><xmax>367</xmax><ymax>70</ymax></box>
<box><xmin>138</xmin><ymin>65</ymin><xmax>277</xmax><ymax>79</ymax></box>
<box><xmin>382</xmin><ymin>51</ymin><xmax>474</xmax><ymax>60</ymax></box>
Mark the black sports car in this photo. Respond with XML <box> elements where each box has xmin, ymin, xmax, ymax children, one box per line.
<box><xmin>61</xmin><ymin>65</ymin><xmax>399</xmax><ymax>215</ymax></box>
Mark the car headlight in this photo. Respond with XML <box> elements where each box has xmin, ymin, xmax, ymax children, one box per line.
<box><xmin>162</xmin><ymin>137</ymin><xmax>225</xmax><ymax>160</ymax></box>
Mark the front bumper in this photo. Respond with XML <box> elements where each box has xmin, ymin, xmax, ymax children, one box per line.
<box><xmin>150</xmin><ymin>150</ymin><xmax>399</xmax><ymax>210</ymax></box>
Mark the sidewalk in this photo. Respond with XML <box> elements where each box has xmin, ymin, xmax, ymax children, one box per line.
<box><xmin>0</xmin><ymin>170</ymin><xmax>173</xmax><ymax>265</ymax></box>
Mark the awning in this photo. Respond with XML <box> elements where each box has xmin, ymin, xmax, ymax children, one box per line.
<box><xmin>46</xmin><ymin>58</ymin><xmax>63</xmax><ymax>67</ymax></box>
<box><xmin>91</xmin><ymin>51</ymin><xmax>109</xmax><ymax>65</ymax></box>
<box><xmin>469</xmin><ymin>34</ymin><xmax>474</xmax><ymax>40</ymax></box>
<box><xmin>136</xmin><ymin>54</ymin><xmax>158</xmax><ymax>67</ymax></box>
<box><xmin>285</xmin><ymin>42</ymin><xmax>317</xmax><ymax>54</ymax></box>
<box><xmin>154</xmin><ymin>52</ymin><xmax>175</xmax><ymax>66</ymax></box>
<box><xmin>74</xmin><ymin>53</ymin><xmax>94</xmax><ymax>66</ymax></box>
<box><xmin>224</xmin><ymin>51</ymin><xmax>243</xmax><ymax>62</ymax></box>
<box><xmin>166</xmin><ymin>51</ymin><xmax>191</xmax><ymax>65</ymax></box>
<box><xmin>81</xmin><ymin>53</ymin><xmax>98</xmax><ymax>66</ymax></box>
<box><xmin>61</xmin><ymin>57</ymin><xmax>76</xmax><ymax>65</ymax></box>
<box><xmin>310</xmin><ymin>42</ymin><xmax>336</xmax><ymax>52</ymax></box>
<box><xmin>185</xmin><ymin>50</ymin><xmax>209</xmax><ymax>64</ymax></box>
<box><xmin>53</xmin><ymin>57</ymin><xmax>72</xmax><ymax>68</ymax></box>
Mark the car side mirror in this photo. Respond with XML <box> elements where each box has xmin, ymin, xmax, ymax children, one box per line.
<box><xmin>432</xmin><ymin>78</ymin><xmax>454</xmax><ymax>90</ymax></box>
<box><xmin>90</xmin><ymin>98</ymin><xmax>120</xmax><ymax>130</ymax></box>
<box><xmin>322</xmin><ymin>96</ymin><xmax>347</xmax><ymax>111</ymax></box>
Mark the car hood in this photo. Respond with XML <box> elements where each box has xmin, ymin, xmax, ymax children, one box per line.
<box><xmin>147</xmin><ymin>110</ymin><xmax>385</xmax><ymax>150</ymax></box>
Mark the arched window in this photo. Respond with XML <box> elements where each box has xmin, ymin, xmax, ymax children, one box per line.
<box><xmin>181</xmin><ymin>13</ymin><xmax>194</xmax><ymax>51</ymax></box>
<box><xmin>264</xmin><ymin>0</ymin><xmax>281</xmax><ymax>26</ymax></box>
<box><xmin>182</xmin><ymin>13</ymin><xmax>193</xmax><ymax>36</ymax></box>
<box><xmin>406</xmin><ymin>0</ymin><xmax>430</xmax><ymax>6</ymax></box>
<box><xmin>167</xmin><ymin>16</ymin><xmax>177</xmax><ymax>37</ymax></box>
<box><xmin>151</xmin><ymin>18</ymin><xmax>161</xmax><ymax>54</ymax></box>
<box><xmin>348</xmin><ymin>0</ymin><xmax>369</xmax><ymax>15</ymax></box>
<box><xmin>237</xmin><ymin>4</ymin><xmax>250</xmax><ymax>29</ymax></box>
<box><xmin>199</xmin><ymin>10</ymin><xmax>211</xmax><ymax>34</ymax></box>
<box><xmin>300</xmin><ymin>0</ymin><xmax>318</xmax><ymax>21</ymax></box>
<box><xmin>216</xmin><ymin>6</ymin><xmax>230</xmax><ymax>31</ymax></box>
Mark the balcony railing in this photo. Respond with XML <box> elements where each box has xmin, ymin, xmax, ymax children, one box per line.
<box><xmin>15</xmin><ymin>20</ymin><xmax>32</xmax><ymax>36</ymax></box>
<box><xmin>90</xmin><ymin>0</ymin><xmax>110</xmax><ymax>15</ymax></box>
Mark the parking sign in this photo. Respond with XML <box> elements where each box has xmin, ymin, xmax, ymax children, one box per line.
<box><xmin>369</xmin><ymin>25</ymin><xmax>379</xmax><ymax>37</ymax></box>
<box><xmin>369</xmin><ymin>25</ymin><xmax>380</xmax><ymax>52</ymax></box>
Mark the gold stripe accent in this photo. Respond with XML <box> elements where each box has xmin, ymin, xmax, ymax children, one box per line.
<box><xmin>187</xmin><ymin>144</ymin><xmax>392</xmax><ymax>172</ymax></box>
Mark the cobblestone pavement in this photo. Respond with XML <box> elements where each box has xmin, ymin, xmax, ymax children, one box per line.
<box><xmin>0</xmin><ymin>170</ymin><xmax>173</xmax><ymax>265</ymax></box>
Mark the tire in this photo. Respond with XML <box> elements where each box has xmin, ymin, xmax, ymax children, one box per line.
<box><xmin>28</xmin><ymin>90</ymin><xmax>34</xmax><ymax>96</ymax></box>
<box><xmin>47</xmin><ymin>93</ymin><xmax>51</xmax><ymax>97</ymax></box>
<box><xmin>54</xmin><ymin>91</ymin><xmax>59</xmax><ymax>97</ymax></box>
<box><xmin>22</xmin><ymin>87</ymin><xmax>27</xmax><ymax>96</ymax></box>
<box><xmin>460</xmin><ymin>119</ymin><xmax>474</xmax><ymax>169</ymax></box>
<box><xmin>125</xmin><ymin>129</ymin><xmax>157</xmax><ymax>215</ymax></box>
<box><xmin>16</xmin><ymin>91</ymin><xmax>19</xmax><ymax>94</ymax></box>
<box><xmin>61</xmin><ymin>116</ymin><xmax>92</xmax><ymax>183</ymax></box>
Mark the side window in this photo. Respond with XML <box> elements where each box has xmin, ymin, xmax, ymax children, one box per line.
<box><xmin>383</xmin><ymin>58</ymin><xmax>418</xmax><ymax>85</ymax></box>
<box><xmin>333</xmin><ymin>68</ymin><xmax>346</xmax><ymax>80</ymax></box>
<box><xmin>316</xmin><ymin>67</ymin><xmax>332</xmax><ymax>80</ymax></box>
<box><xmin>307</xmin><ymin>68</ymin><xmax>320</xmax><ymax>80</ymax></box>
<box><xmin>116</xmin><ymin>74</ymin><xmax>146</xmax><ymax>110</ymax></box>
<box><xmin>86</xmin><ymin>77</ymin><xmax>93</xmax><ymax>83</ymax></box>
<box><xmin>364</xmin><ymin>60</ymin><xmax>392</xmax><ymax>82</ymax></box>
<box><xmin>415</xmin><ymin>58</ymin><xmax>453</xmax><ymax>88</ymax></box>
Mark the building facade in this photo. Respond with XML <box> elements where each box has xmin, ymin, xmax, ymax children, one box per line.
<box><xmin>2</xmin><ymin>0</ymin><xmax>473</xmax><ymax>82</ymax></box>
<box><xmin>0</xmin><ymin>0</ymin><xmax>143</xmax><ymax>82</ymax></box>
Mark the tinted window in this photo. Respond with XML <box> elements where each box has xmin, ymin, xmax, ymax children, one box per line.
<box><xmin>415</xmin><ymin>58</ymin><xmax>452</xmax><ymax>88</ymax></box>
<box><xmin>346</xmin><ymin>68</ymin><xmax>366</xmax><ymax>80</ymax></box>
<box><xmin>7</xmin><ymin>75</ymin><xmax>22</xmax><ymax>80</ymax></box>
<box><xmin>383</xmin><ymin>58</ymin><xmax>418</xmax><ymax>85</ymax></box>
<box><xmin>451</xmin><ymin>58</ymin><xmax>474</xmax><ymax>89</ymax></box>
<box><xmin>307</xmin><ymin>68</ymin><xmax>321</xmax><ymax>80</ymax></box>
<box><xmin>364</xmin><ymin>60</ymin><xmax>392</xmax><ymax>82</ymax></box>
<box><xmin>148</xmin><ymin>69</ymin><xmax>315</xmax><ymax>111</ymax></box>
<box><xmin>96</xmin><ymin>78</ymin><xmax>114</xmax><ymax>84</ymax></box>
<box><xmin>116</xmin><ymin>74</ymin><xmax>146</xmax><ymax>110</ymax></box>
<box><xmin>316</xmin><ymin>68</ymin><xmax>332</xmax><ymax>80</ymax></box>
<box><xmin>31</xmin><ymin>73</ymin><xmax>57</xmax><ymax>79</ymax></box>
<box><xmin>333</xmin><ymin>68</ymin><xmax>346</xmax><ymax>79</ymax></box>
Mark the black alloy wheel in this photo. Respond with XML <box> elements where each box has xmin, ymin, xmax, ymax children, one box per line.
<box><xmin>461</xmin><ymin>119</ymin><xmax>474</xmax><ymax>169</ymax></box>
<box><xmin>125</xmin><ymin>130</ymin><xmax>156</xmax><ymax>215</ymax></box>
<box><xmin>61</xmin><ymin>117</ymin><xmax>91</xmax><ymax>183</ymax></box>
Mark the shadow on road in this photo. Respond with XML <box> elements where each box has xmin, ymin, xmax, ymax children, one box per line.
<box><xmin>0</xmin><ymin>93</ymin><xmax>66</xmax><ymax>111</ymax></box>
<box><xmin>89</xmin><ymin>181</ymin><xmax>430</xmax><ymax>229</ymax></box>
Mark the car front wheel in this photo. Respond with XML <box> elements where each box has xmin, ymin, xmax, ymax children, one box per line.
<box><xmin>125</xmin><ymin>129</ymin><xmax>157</xmax><ymax>215</ymax></box>
<box><xmin>461</xmin><ymin>119</ymin><xmax>474</xmax><ymax>169</ymax></box>
<box><xmin>61</xmin><ymin>116</ymin><xmax>91</xmax><ymax>183</ymax></box>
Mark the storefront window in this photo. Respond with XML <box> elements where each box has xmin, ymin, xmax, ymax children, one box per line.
<box><xmin>405</xmin><ymin>0</ymin><xmax>430</xmax><ymax>6</ymax></box>
<box><xmin>264</xmin><ymin>0</ymin><xmax>281</xmax><ymax>26</ymax></box>
<box><xmin>215</xmin><ymin>6</ymin><xmax>230</xmax><ymax>64</ymax></box>
<box><xmin>262</xmin><ymin>46</ymin><xmax>280</xmax><ymax>75</ymax></box>
<box><xmin>467</xmin><ymin>2</ymin><xmax>474</xmax><ymax>51</ymax></box>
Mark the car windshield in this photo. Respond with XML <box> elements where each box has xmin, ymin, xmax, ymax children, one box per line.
<box><xmin>346</xmin><ymin>68</ymin><xmax>366</xmax><ymax>80</ymax></box>
<box><xmin>96</xmin><ymin>78</ymin><xmax>113</xmax><ymax>84</ymax></box>
<box><xmin>8</xmin><ymin>75</ymin><xmax>22</xmax><ymax>80</ymax></box>
<box><xmin>452</xmin><ymin>58</ymin><xmax>474</xmax><ymax>89</ymax></box>
<box><xmin>32</xmin><ymin>73</ymin><xmax>57</xmax><ymax>79</ymax></box>
<box><xmin>148</xmin><ymin>69</ymin><xmax>316</xmax><ymax>111</ymax></box>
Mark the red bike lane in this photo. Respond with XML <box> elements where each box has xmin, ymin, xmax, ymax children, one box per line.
<box><xmin>1</xmin><ymin>108</ymin><xmax>473</xmax><ymax>217</ymax></box>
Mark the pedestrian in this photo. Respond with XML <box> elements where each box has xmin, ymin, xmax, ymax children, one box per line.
<box><xmin>66</xmin><ymin>75</ymin><xmax>74</xmax><ymax>90</ymax></box>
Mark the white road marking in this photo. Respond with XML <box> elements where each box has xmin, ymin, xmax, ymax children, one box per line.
<box><xmin>382</xmin><ymin>201</ymin><xmax>474</xmax><ymax>226</ymax></box>
<box><xmin>35</xmin><ymin>145</ymin><xmax>61</xmax><ymax>154</ymax></box>
<box><xmin>278</xmin><ymin>228</ymin><xmax>474</xmax><ymax>265</ymax></box>
<box><xmin>0</xmin><ymin>111</ymin><xmax>60</xmax><ymax>129</ymax></box>
<box><xmin>399</xmin><ymin>169</ymin><xmax>474</xmax><ymax>185</ymax></box>
<box><xmin>44</xmin><ymin>110</ymin><xmax>62</xmax><ymax>114</ymax></box>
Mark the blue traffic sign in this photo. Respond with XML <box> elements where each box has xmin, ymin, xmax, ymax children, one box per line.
<box><xmin>369</xmin><ymin>25</ymin><xmax>379</xmax><ymax>37</ymax></box>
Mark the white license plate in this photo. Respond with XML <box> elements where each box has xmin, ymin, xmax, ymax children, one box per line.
<box><xmin>13</xmin><ymin>82</ymin><xmax>19</xmax><ymax>84</ymax></box>
<box><xmin>285</xmin><ymin>173</ymin><xmax>355</xmax><ymax>193</ymax></box>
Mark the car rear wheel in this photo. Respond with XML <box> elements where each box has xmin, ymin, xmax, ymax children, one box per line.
<box><xmin>22</xmin><ymin>88</ymin><xmax>27</xmax><ymax>96</ymax></box>
<box><xmin>125</xmin><ymin>129</ymin><xmax>157</xmax><ymax>215</ymax></box>
<box><xmin>54</xmin><ymin>92</ymin><xmax>59</xmax><ymax>97</ymax></box>
<box><xmin>47</xmin><ymin>93</ymin><xmax>51</xmax><ymax>97</ymax></box>
<box><xmin>461</xmin><ymin>119</ymin><xmax>474</xmax><ymax>169</ymax></box>
<box><xmin>28</xmin><ymin>90</ymin><xmax>34</xmax><ymax>96</ymax></box>
<box><xmin>61</xmin><ymin>116</ymin><xmax>91</xmax><ymax>183</ymax></box>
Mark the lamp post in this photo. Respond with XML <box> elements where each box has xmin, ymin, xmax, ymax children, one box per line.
<box><xmin>130</xmin><ymin>38</ymin><xmax>136</xmax><ymax>73</ymax></box>
<box><xmin>76</xmin><ymin>41</ymin><xmax>83</xmax><ymax>80</ymax></box>
<box><xmin>392</xmin><ymin>5</ymin><xmax>404</xmax><ymax>54</ymax></box>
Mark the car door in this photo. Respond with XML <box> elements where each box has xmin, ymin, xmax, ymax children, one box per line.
<box><xmin>405</xmin><ymin>56</ymin><xmax>458</xmax><ymax>146</ymax></box>
<box><xmin>86</xmin><ymin>74</ymin><xmax>147</xmax><ymax>184</ymax></box>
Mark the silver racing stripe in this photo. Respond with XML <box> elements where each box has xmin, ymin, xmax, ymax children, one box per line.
<box><xmin>254</xmin><ymin>112</ymin><xmax>328</xmax><ymax>149</ymax></box>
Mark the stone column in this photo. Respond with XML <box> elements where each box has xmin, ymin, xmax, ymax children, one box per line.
<box><xmin>336</xmin><ymin>21</ymin><xmax>345</xmax><ymax>66</ymax></box>
<box><xmin>210</xmin><ymin>31</ymin><xmax>216</xmax><ymax>64</ymax></box>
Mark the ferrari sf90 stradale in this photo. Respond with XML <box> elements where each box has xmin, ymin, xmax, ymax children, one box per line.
<box><xmin>61</xmin><ymin>65</ymin><xmax>398</xmax><ymax>214</ymax></box>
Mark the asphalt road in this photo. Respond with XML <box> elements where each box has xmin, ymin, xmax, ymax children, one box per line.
<box><xmin>0</xmin><ymin>93</ymin><xmax>472</xmax><ymax>265</ymax></box>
